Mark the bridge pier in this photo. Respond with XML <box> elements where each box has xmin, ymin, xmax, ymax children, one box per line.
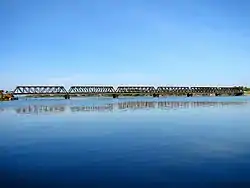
<box><xmin>112</xmin><ymin>94</ymin><xmax>119</xmax><ymax>98</ymax></box>
<box><xmin>64</xmin><ymin>94</ymin><xmax>70</xmax><ymax>99</ymax></box>
<box><xmin>153</xmin><ymin>93</ymin><xmax>159</xmax><ymax>97</ymax></box>
<box><xmin>215</xmin><ymin>93</ymin><xmax>221</xmax><ymax>96</ymax></box>
<box><xmin>187</xmin><ymin>93</ymin><xmax>193</xmax><ymax>97</ymax></box>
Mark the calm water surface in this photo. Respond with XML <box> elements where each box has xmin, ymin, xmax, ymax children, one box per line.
<box><xmin>1</xmin><ymin>96</ymin><xmax>250</xmax><ymax>188</ymax></box>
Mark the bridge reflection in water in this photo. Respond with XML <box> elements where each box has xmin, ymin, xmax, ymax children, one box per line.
<box><xmin>13</xmin><ymin>101</ymin><xmax>248</xmax><ymax>115</ymax></box>
<box><xmin>15</xmin><ymin>105</ymin><xmax>65</xmax><ymax>114</ymax></box>
<box><xmin>71</xmin><ymin>104</ymin><xmax>114</xmax><ymax>112</ymax></box>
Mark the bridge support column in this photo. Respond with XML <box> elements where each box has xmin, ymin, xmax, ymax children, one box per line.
<box><xmin>13</xmin><ymin>96</ymin><xmax>18</xmax><ymax>100</ymax></box>
<box><xmin>215</xmin><ymin>93</ymin><xmax>221</xmax><ymax>96</ymax></box>
<box><xmin>64</xmin><ymin>94</ymin><xmax>70</xmax><ymax>99</ymax></box>
<box><xmin>112</xmin><ymin>94</ymin><xmax>119</xmax><ymax>98</ymax></box>
<box><xmin>153</xmin><ymin>93</ymin><xmax>159</xmax><ymax>97</ymax></box>
<box><xmin>187</xmin><ymin>93</ymin><xmax>193</xmax><ymax>97</ymax></box>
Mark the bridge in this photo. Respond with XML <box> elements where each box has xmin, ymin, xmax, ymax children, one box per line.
<box><xmin>12</xmin><ymin>85</ymin><xmax>244</xmax><ymax>99</ymax></box>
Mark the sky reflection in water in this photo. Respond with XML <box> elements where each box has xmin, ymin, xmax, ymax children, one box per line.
<box><xmin>0</xmin><ymin>97</ymin><xmax>250</xmax><ymax>187</ymax></box>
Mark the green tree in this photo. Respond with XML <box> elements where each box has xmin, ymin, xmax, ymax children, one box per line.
<box><xmin>244</xmin><ymin>87</ymin><xmax>250</xmax><ymax>91</ymax></box>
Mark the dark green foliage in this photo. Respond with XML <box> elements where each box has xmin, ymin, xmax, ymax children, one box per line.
<box><xmin>244</xmin><ymin>87</ymin><xmax>250</xmax><ymax>91</ymax></box>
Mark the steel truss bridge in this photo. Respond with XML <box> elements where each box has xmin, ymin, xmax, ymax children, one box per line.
<box><xmin>12</xmin><ymin>85</ymin><xmax>244</xmax><ymax>99</ymax></box>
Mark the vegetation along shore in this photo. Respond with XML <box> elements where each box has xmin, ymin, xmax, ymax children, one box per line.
<box><xmin>244</xmin><ymin>87</ymin><xmax>250</xmax><ymax>95</ymax></box>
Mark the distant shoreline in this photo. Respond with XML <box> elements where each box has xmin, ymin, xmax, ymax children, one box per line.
<box><xmin>244</xmin><ymin>91</ymin><xmax>250</xmax><ymax>95</ymax></box>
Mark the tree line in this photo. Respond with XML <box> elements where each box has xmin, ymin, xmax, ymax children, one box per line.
<box><xmin>244</xmin><ymin>87</ymin><xmax>250</xmax><ymax>91</ymax></box>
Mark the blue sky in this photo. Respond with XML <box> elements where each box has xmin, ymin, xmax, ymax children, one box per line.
<box><xmin>1</xmin><ymin>0</ymin><xmax>250</xmax><ymax>90</ymax></box>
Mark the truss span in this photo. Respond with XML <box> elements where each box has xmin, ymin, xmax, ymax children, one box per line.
<box><xmin>190</xmin><ymin>87</ymin><xmax>219</xmax><ymax>94</ymax></box>
<box><xmin>157</xmin><ymin>87</ymin><xmax>190</xmax><ymax>94</ymax></box>
<box><xmin>116</xmin><ymin>86</ymin><xmax>156</xmax><ymax>93</ymax></box>
<box><xmin>13</xmin><ymin>86</ymin><xmax>68</xmax><ymax>95</ymax></box>
<box><xmin>68</xmin><ymin>86</ymin><xmax>116</xmax><ymax>94</ymax></box>
<box><xmin>157</xmin><ymin>86</ymin><xmax>244</xmax><ymax>95</ymax></box>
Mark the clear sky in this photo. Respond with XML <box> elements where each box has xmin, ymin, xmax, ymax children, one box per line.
<box><xmin>1</xmin><ymin>0</ymin><xmax>250</xmax><ymax>90</ymax></box>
